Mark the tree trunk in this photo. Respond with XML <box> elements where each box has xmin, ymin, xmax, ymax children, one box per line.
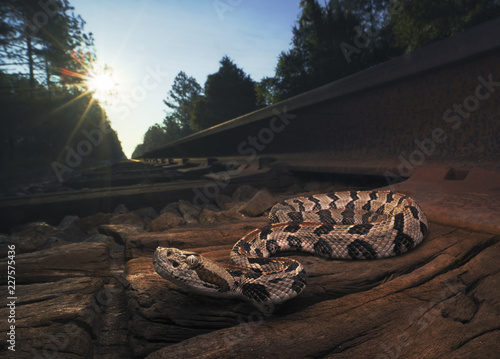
<box><xmin>27</xmin><ymin>35</ymin><xmax>35</xmax><ymax>90</ymax></box>
<box><xmin>45</xmin><ymin>58</ymin><xmax>52</xmax><ymax>99</ymax></box>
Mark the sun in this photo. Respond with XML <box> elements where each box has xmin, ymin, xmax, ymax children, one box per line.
<box><xmin>61</xmin><ymin>52</ymin><xmax>123</xmax><ymax>107</ymax></box>
<box><xmin>86</xmin><ymin>66</ymin><xmax>119</xmax><ymax>104</ymax></box>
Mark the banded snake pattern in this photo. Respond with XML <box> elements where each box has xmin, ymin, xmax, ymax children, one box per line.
<box><xmin>153</xmin><ymin>190</ymin><xmax>428</xmax><ymax>306</ymax></box>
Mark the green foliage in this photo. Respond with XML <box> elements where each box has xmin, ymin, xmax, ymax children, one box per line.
<box><xmin>272</xmin><ymin>0</ymin><xmax>398</xmax><ymax>101</ymax></box>
<box><xmin>131</xmin><ymin>124</ymin><xmax>169</xmax><ymax>158</ymax></box>
<box><xmin>0</xmin><ymin>71</ymin><xmax>125</xmax><ymax>175</ymax></box>
<box><xmin>391</xmin><ymin>0</ymin><xmax>500</xmax><ymax>52</ymax></box>
<box><xmin>133</xmin><ymin>0</ymin><xmax>500</xmax><ymax>156</ymax></box>
<box><xmin>0</xmin><ymin>0</ymin><xmax>94</xmax><ymax>88</ymax></box>
<box><xmin>163</xmin><ymin>71</ymin><xmax>202</xmax><ymax>140</ymax></box>
<box><xmin>134</xmin><ymin>57</ymin><xmax>260</xmax><ymax>156</ymax></box>
<box><xmin>190</xmin><ymin>56</ymin><xmax>259</xmax><ymax>131</ymax></box>
<box><xmin>132</xmin><ymin>71</ymin><xmax>203</xmax><ymax>157</ymax></box>
<box><xmin>0</xmin><ymin>2</ymin><xmax>123</xmax><ymax>179</ymax></box>
<box><xmin>255</xmin><ymin>76</ymin><xmax>279</xmax><ymax>107</ymax></box>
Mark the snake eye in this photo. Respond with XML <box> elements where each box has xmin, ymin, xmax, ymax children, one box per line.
<box><xmin>186</xmin><ymin>255</ymin><xmax>199</xmax><ymax>267</ymax></box>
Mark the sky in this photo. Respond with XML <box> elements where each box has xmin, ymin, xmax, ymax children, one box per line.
<box><xmin>70</xmin><ymin>0</ymin><xmax>302</xmax><ymax>158</ymax></box>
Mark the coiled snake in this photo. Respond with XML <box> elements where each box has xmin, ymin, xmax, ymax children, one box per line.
<box><xmin>153</xmin><ymin>191</ymin><xmax>428</xmax><ymax>306</ymax></box>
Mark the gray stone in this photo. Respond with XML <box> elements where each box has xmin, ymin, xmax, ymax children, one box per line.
<box><xmin>113</xmin><ymin>203</ymin><xmax>129</xmax><ymax>215</ymax></box>
<box><xmin>303</xmin><ymin>180</ymin><xmax>322</xmax><ymax>191</ymax></box>
<box><xmin>178</xmin><ymin>200</ymin><xmax>201</xmax><ymax>219</ymax></box>
<box><xmin>84</xmin><ymin>233</ymin><xmax>114</xmax><ymax>245</ymax></box>
<box><xmin>215</xmin><ymin>194</ymin><xmax>232</xmax><ymax>210</ymax></box>
<box><xmin>147</xmin><ymin>212</ymin><xmax>186</xmax><ymax>232</ymax></box>
<box><xmin>59</xmin><ymin>215</ymin><xmax>79</xmax><ymax>227</ymax></box>
<box><xmin>2</xmin><ymin>222</ymin><xmax>59</xmax><ymax>255</ymax></box>
<box><xmin>160</xmin><ymin>202</ymin><xmax>180</xmax><ymax>215</ymax></box>
<box><xmin>238</xmin><ymin>189</ymin><xmax>277</xmax><ymax>217</ymax></box>
<box><xmin>134</xmin><ymin>207</ymin><xmax>160</xmax><ymax>220</ymax></box>
<box><xmin>198</xmin><ymin>208</ymin><xmax>243</xmax><ymax>224</ymax></box>
<box><xmin>42</xmin><ymin>236</ymin><xmax>73</xmax><ymax>248</ymax></box>
<box><xmin>110</xmin><ymin>213</ymin><xmax>146</xmax><ymax>228</ymax></box>
<box><xmin>182</xmin><ymin>213</ymin><xmax>199</xmax><ymax>225</ymax></box>
<box><xmin>75</xmin><ymin>213</ymin><xmax>114</xmax><ymax>234</ymax></box>
<box><xmin>232</xmin><ymin>184</ymin><xmax>258</xmax><ymax>202</ymax></box>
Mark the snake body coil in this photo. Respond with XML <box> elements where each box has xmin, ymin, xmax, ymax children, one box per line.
<box><xmin>153</xmin><ymin>191</ymin><xmax>428</xmax><ymax>306</ymax></box>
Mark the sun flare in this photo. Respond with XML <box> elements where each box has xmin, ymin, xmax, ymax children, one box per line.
<box><xmin>86</xmin><ymin>67</ymin><xmax>119</xmax><ymax>104</ymax></box>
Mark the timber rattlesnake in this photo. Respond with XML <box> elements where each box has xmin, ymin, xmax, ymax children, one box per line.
<box><xmin>153</xmin><ymin>191</ymin><xmax>428</xmax><ymax>306</ymax></box>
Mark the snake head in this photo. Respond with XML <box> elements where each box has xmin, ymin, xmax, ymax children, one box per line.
<box><xmin>153</xmin><ymin>247</ymin><xmax>200</xmax><ymax>280</ymax></box>
<box><xmin>153</xmin><ymin>247</ymin><xmax>236</xmax><ymax>298</ymax></box>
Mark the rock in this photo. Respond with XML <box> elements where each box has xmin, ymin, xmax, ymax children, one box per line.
<box><xmin>55</xmin><ymin>220</ymin><xmax>89</xmax><ymax>243</ymax></box>
<box><xmin>198</xmin><ymin>208</ymin><xmax>243</xmax><ymax>224</ymax></box>
<box><xmin>197</xmin><ymin>208</ymin><xmax>218</xmax><ymax>225</ymax></box>
<box><xmin>98</xmin><ymin>224</ymin><xmax>144</xmax><ymax>246</ymax></box>
<box><xmin>205</xmin><ymin>203</ymin><xmax>222</xmax><ymax>212</ymax></box>
<box><xmin>285</xmin><ymin>183</ymin><xmax>303</xmax><ymax>194</ymax></box>
<box><xmin>113</xmin><ymin>203</ymin><xmax>129</xmax><ymax>214</ymax></box>
<box><xmin>232</xmin><ymin>184</ymin><xmax>258</xmax><ymax>202</ymax></box>
<box><xmin>303</xmin><ymin>180</ymin><xmax>321</xmax><ymax>191</ymax></box>
<box><xmin>178</xmin><ymin>200</ymin><xmax>201</xmax><ymax>219</ymax></box>
<box><xmin>42</xmin><ymin>236</ymin><xmax>73</xmax><ymax>248</ymax></box>
<box><xmin>110</xmin><ymin>213</ymin><xmax>146</xmax><ymax>228</ymax></box>
<box><xmin>75</xmin><ymin>213</ymin><xmax>114</xmax><ymax>234</ymax></box>
<box><xmin>182</xmin><ymin>213</ymin><xmax>199</xmax><ymax>225</ymax></box>
<box><xmin>2</xmin><ymin>222</ymin><xmax>59</xmax><ymax>255</ymax></box>
<box><xmin>238</xmin><ymin>189</ymin><xmax>277</xmax><ymax>217</ymax></box>
<box><xmin>147</xmin><ymin>212</ymin><xmax>186</xmax><ymax>232</ymax></box>
<box><xmin>84</xmin><ymin>233</ymin><xmax>114</xmax><ymax>245</ymax></box>
<box><xmin>216</xmin><ymin>194</ymin><xmax>244</xmax><ymax>211</ymax></box>
<box><xmin>59</xmin><ymin>215</ymin><xmax>79</xmax><ymax>227</ymax></box>
<box><xmin>215</xmin><ymin>194</ymin><xmax>232</xmax><ymax>209</ymax></box>
<box><xmin>160</xmin><ymin>202</ymin><xmax>180</xmax><ymax>215</ymax></box>
<box><xmin>133</xmin><ymin>207</ymin><xmax>160</xmax><ymax>220</ymax></box>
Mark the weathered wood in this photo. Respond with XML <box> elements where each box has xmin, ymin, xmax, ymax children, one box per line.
<box><xmin>0</xmin><ymin>277</ymin><xmax>104</xmax><ymax>359</ymax></box>
<box><xmin>0</xmin><ymin>183</ymin><xmax>498</xmax><ymax>359</ymax></box>
<box><xmin>142</xmin><ymin>225</ymin><xmax>499</xmax><ymax>359</ymax></box>
<box><xmin>0</xmin><ymin>242</ymin><xmax>111</xmax><ymax>284</ymax></box>
<box><xmin>99</xmin><ymin>217</ymin><xmax>269</xmax><ymax>259</ymax></box>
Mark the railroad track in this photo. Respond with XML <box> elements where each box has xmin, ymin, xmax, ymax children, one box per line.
<box><xmin>1</xmin><ymin>18</ymin><xmax>499</xmax><ymax>231</ymax></box>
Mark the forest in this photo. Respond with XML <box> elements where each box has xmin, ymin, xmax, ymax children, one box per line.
<box><xmin>1</xmin><ymin>0</ymin><xmax>499</xmax><ymax>172</ymax></box>
<box><xmin>132</xmin><ymin>0</ymin><xmax>500</xmax><ymax>158</ymax></box>
<box><xmin>0</xmin><ymin>0</ymin><xmax>125</xmax><ymax>186</ymax></box>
